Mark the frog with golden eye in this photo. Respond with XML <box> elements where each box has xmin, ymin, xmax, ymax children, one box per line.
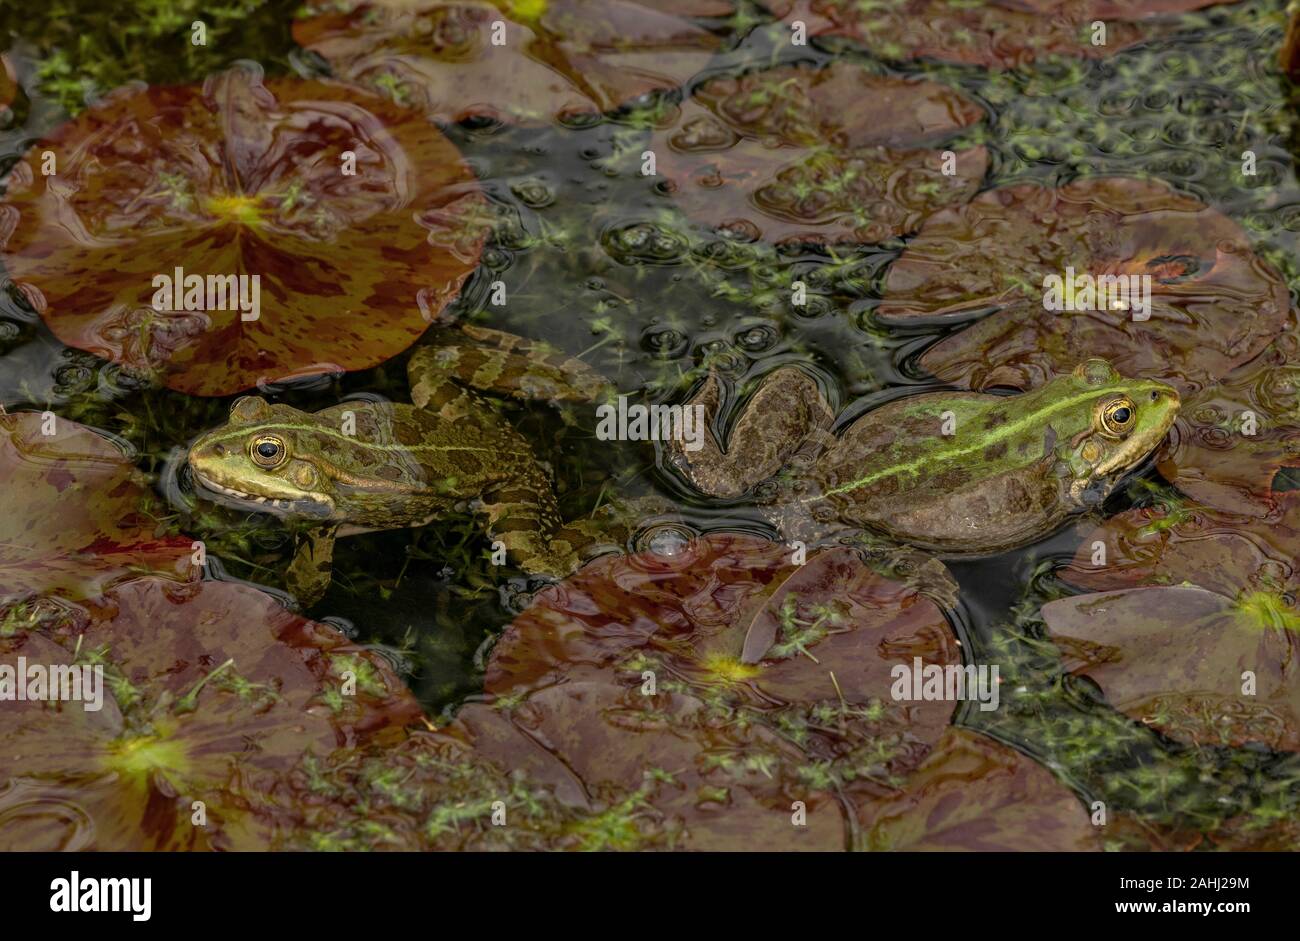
<box><xmin>666</xmin><ymin>359</ymin><xmax>1180</xmax><ymax>554</ymax></box>
<box><xmin>187</xmin><ymin>325</ymin><xmax>622</xmax><ymax>606</ymax></box>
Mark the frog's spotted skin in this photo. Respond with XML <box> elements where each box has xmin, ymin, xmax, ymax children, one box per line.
<box><xmin>669</xmin><ymin>359</ymin><xmax>1180</xmax><ymax>554</ymax></box>
<box><xmin>188</xmin><ymin>325</ymin><xmax>615</xmax><ymax>605</ymax></box>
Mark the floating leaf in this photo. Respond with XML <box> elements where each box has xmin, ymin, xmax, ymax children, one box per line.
<box><xmin>1284</xmin><ymin>7</ymin><xmax>1300</xmax><ymax>83</ymax></box>
<box><xmin>446</xmin><ymin>533</ymin><xmax>1089</xmax><ymax>849</ymax></box>
<box><xmin>1062</xmin><ymin>502</ymin><xmax>1300</xmax><ymax>599</ymax></box>
<box><xmin>757</xmin><ymin>0</ymin><xmax>1156</xmax><ymax>70</ymax></box>
<box><xmin>0</xmin><ymin>411</ymin><xmax>196</xmax><ymax>605</ymax></box>
<box><xmin>863</xmin><ymin>727</ymin><xmax>1098</xmax><ymax>851</ymax></box>
<box><xmin>0</xmin><ymin>65</ymin><xmax>486</xmax><ymax>397</ymax></box>
<box><xmin>1155</xmin><ymin>341</ymin><xmax>1300</xmax><ymax>516</ymax></box>
<box><xmin>0</xmin><ymin>53</ymin><xmax>15</xmax><ymax>109</ymax></box>
<box><xmin>267</xmin><ymin>727</ymin><xmax>681</xmax><ymax>851</ymax></box>
<box><xmin>0</xmin><ymin>577</ymin><xmax>421</xmax><ymax>850</ymax></box>
<box><xmin>293</xmin><ymin>0</ymin><xmax>730</xmax><ymax>125</ymax></box>
<box><xmin>652</xmin><ymin>61</ymin><xmax>987</xmax><ymax>246</ymax></box>
<box><xmin>1042</xmin><ymin>585</ymin><xmax>1300</xmax><ymax>751</ymax></box>
<box><xmin>877</xmin><ymin>177</ymin><xmax>1288</xmax><ymax>393</ymax></box>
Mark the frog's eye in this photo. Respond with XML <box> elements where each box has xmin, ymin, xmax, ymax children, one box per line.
<box><xmin>250</xmin><ymin>434</ymin><xmax>288</xmax><ymax>468</ymax></box>
<box><xmin>1099</xmin><ymin>397</ymin><xmax>1136</xmax><ymax>437</ymax></box>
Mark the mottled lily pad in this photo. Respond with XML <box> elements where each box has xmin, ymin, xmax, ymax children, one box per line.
<box><xmin>877</xmin><ymin>177</ymin><xmax>1288</xmax><ymax>393</ymax></box>
<box><xmin>0</xmin><ymin>411</ymin><xmax>196</xmax><ymax>605</ymax></box>
<box><xmin>652</xmin><ymin>61</ymin><xmax>987</xmax><ymax>246</ymax></box>
<box><xmin>757</xmin><ymin>0</ymin><xmax>1155</xmax><ymax>70</ymax></box>
<box><xmin>1042</xmin><ymin>585</ymin><xmax>1300</xmax><ymax>751</ymax></box>
<box><xmin>1155</xmin><ymin>341</ymin><xmax>1300</xmax><ymax>516</ymax></box>
<box><xmin>0</xmin><ymin>577</ymin><xmax>421</xmax><ymax>851</ymax></box>
<box><xmin>293</xmin><ymin>0</ymin><xmax>730</xmax><ymax>125</ymax></box>
<box><xmin>0</xmin><ymin>65</ymin><xmax>486</xmax><ymax>397</ymax></box>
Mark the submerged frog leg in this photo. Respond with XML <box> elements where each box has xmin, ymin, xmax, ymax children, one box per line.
<box><xmin>668</xmin><ymin>366</ymin><xmax>835</xmax><ymax>499</ymax></box>
<box><xmin>552</xmin><ymin>494</ymin><xmax>680</xmax><ymax>559</ymax></box>
<box><xmin>476</xmin><ymin>467</ymin><xmax>582</xmax><ymax>578</ymax></box>
<box><xmin>409</xmin><ymin>324</ymin><xmax>611</xmax><ymax>417</ymax></box>
<box><xmin>285</xmin><ymin>526</ymin><xmax>338</xmax><ymax>608</ymax></box>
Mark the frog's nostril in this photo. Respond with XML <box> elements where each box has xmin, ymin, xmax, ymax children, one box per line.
<box><xmin>214</xmin><ymin>444</ymin><xmax>226</xmax><ymax>457</ymax></box>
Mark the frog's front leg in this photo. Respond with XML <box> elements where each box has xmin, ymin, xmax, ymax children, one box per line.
<box><xmin>285</xmin><ymin>525</ymin><xmax>338</xmax><ymax>608</ymax></box>
<box><xmin>476</xmin><ymin>468</ymin><xmax>582</xmax><ymax>578</ymax></box>
<box><xmin>409</xmin><ymin>324</ymin><xmax>611</xmax><ymax>418</ymax></box>
<box><xmin>668</xmin><ymin>366</ymin><xmax>835</xmax><ymax>498</ymax></box>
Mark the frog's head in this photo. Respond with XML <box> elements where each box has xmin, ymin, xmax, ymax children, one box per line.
<box><xmin>187</xmin><ymin>396</ymin><xmax>339</xmax><ymax>518</ymax></box>
<box><xmin>1052</xmin><ymin>359</ymin><xmax>1180</xmax><ymax>505</ymax></box>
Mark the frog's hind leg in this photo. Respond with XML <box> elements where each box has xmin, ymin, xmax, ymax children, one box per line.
<box><xmin>410</xmin><ymin>325</ymin><xmax>611</xmax><ymax>417</ymax></box>
<box><xmin>668</xmin><ymin>366</ymin><xmax>835</xmax><ymax>499</ymax></box>
<box><xmin>476</xmin><ymin>468</ymin><xmax>582</xmax><ymax>578</ymax></box>
<box><xmin>285</xmin><ymin>525</ymin><xmax>338</xmax><ymax>608</ymax></box>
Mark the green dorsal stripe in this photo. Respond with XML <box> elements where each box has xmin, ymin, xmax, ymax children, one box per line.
<box><xmin>816</xmin><ymin>385</ymin><xmax>1102</xmax><ymax>499</ymax></box>
<box><xmin>204</xmin><ymin>420</ymin><xmax>498</xmax><ymax>456</ymax></box>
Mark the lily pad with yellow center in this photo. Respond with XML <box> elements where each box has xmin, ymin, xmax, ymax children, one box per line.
<box><xmin>0</xmin><ymin>64</ymin><xmax>487</xmax><ymax>397</ymax></box>
<box><xmin>0</xmin><ymin>576</ymin><xmax>422</xmax><ymax>850</ymax></box>
<box><xmin>448</xmin><ymin>533</ymin><xmax>1095</xmax><ymax>850</ymax></box>
<box><xmin>1042</xmin><ymin>583</ymin><xmax>1300</xmax><ymax>752</ymax></box>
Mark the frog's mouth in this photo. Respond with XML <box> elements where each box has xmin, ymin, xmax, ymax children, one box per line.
<box><xmin>191</xmin><ymin>471</ymin><xmax>336</xmax><ymax>519</ymax></box>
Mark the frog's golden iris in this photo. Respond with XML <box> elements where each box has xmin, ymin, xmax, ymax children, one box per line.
<box><xmin>250</xmin><ymin>435</ymin><xmax>288</xmax><ymax>468</ymax></box>
<box><xmin>1098</xmin><ymin>397</ymin><xmax>1137</xmax><ymax>438</ymax></box>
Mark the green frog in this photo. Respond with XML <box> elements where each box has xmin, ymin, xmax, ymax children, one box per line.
<box><xmin>667</xmin><ymin>359</ymin><xmax>1179</xmax><ymax>554</ymax></box>
<box><xmin>188</xmin><ymin>325</ymin><xmax>620</xmax><ymax>606</ymax></box>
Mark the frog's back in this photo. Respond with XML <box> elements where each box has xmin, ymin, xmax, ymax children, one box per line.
<box><xmin>808</xmin><ymin>389</ymin><xmax>1068</xmax><ymax>551</ymax></box>
<box><xmin>311</xmin><ymin>401</ymin><xmax>529</xmax><ymax>508</ymax></box>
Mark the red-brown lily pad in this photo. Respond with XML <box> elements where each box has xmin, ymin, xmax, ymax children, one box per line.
<box><xmin>757</xmin><ymin>0</ymin><xmax>1159</xmax><ymax>70</ymax></box>
<box><xmin>0</xmin><ymin>411</ymin><xmax>196</xmax><ymax>605</ymax></box>
<box><xmin>0</xmin><ymin>576</ymin><xmax>421</xmax><ymax>851</ymax></box>
<box><xmin>862</xmin><ymin>727</ymin><xmax>1098</xmax><ymax>851</ymax></box>
<box><xmin>459</xmin><ymin>534</ymin><xmax>960</xmax><ymax>849</ymax></box>
<box><xmin>652</xmin><ymin>61</ymin><xmax>987</xmax><ymax>246</ymax></box>
<box><xmin>1061</xmin><ymin>501</ymin><xmax>1300</xmax><ymax>599</ymax></box>
<box><xmin>1155</xmin><ymin>341</ymin><xmax>1300</xmax><ymax>517</ymax></box>
<box><xmin>1284</xmin><ymin>7</ymin><xmax>1300</xmax><ymax>83</ymax></box>
<box><xmin>266</xmin><ymin>727</ymin><xmax>681</xmax><ymax>850</ymax></box>
<box><xmin>1042</xmin><ymin>585</ymin><xmax>1300</xmax><ymax>752</ymax></box>
<box><xmin>293</xmin><ymin>0</ymin><xmax>731</xmax><ymax>126</ymax></box>
<box><xmin>0</xmin><ymin>65</ymin><xmax>486</xmax><ymax>397</ymax></box>
<box><xmin>0</xmin><ymin>54</ymin><xmax>15</xmax><ymax>110</ymax></box>
<box><xmin>447</xmin><ymin>532</ymin><xmax>1094</xmax><ymax>849</ymax></box>
<box><xmin>877</xmin><ymin>177</ymin><xmax>1289</xmax><ymax>393</ymax></box>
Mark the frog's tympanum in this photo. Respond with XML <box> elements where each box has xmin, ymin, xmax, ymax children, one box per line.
<box><xmin>188</xmin><ymin>326</ymin><xmax>616</xmax><ymax>606</ymax></box>
<box><xmin>668</xmin><ymin>359</ymin><xmax>1179</xmax><ymax>554</ymax></box>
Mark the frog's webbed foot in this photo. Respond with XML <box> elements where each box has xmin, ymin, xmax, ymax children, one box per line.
<box><xmin>285</xmin><ymin>526</ymin><xmax>338</xmax><ymax>609</ymax></box>
<box><xmin>667</xmin><ymin>366</ymin><xmax>835</xmax><ymax>499</ymax></box>
<box><xmin>409</xmin><ymin>324</ymin><xmax>612</xmax><ymax>418</ymax></box>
